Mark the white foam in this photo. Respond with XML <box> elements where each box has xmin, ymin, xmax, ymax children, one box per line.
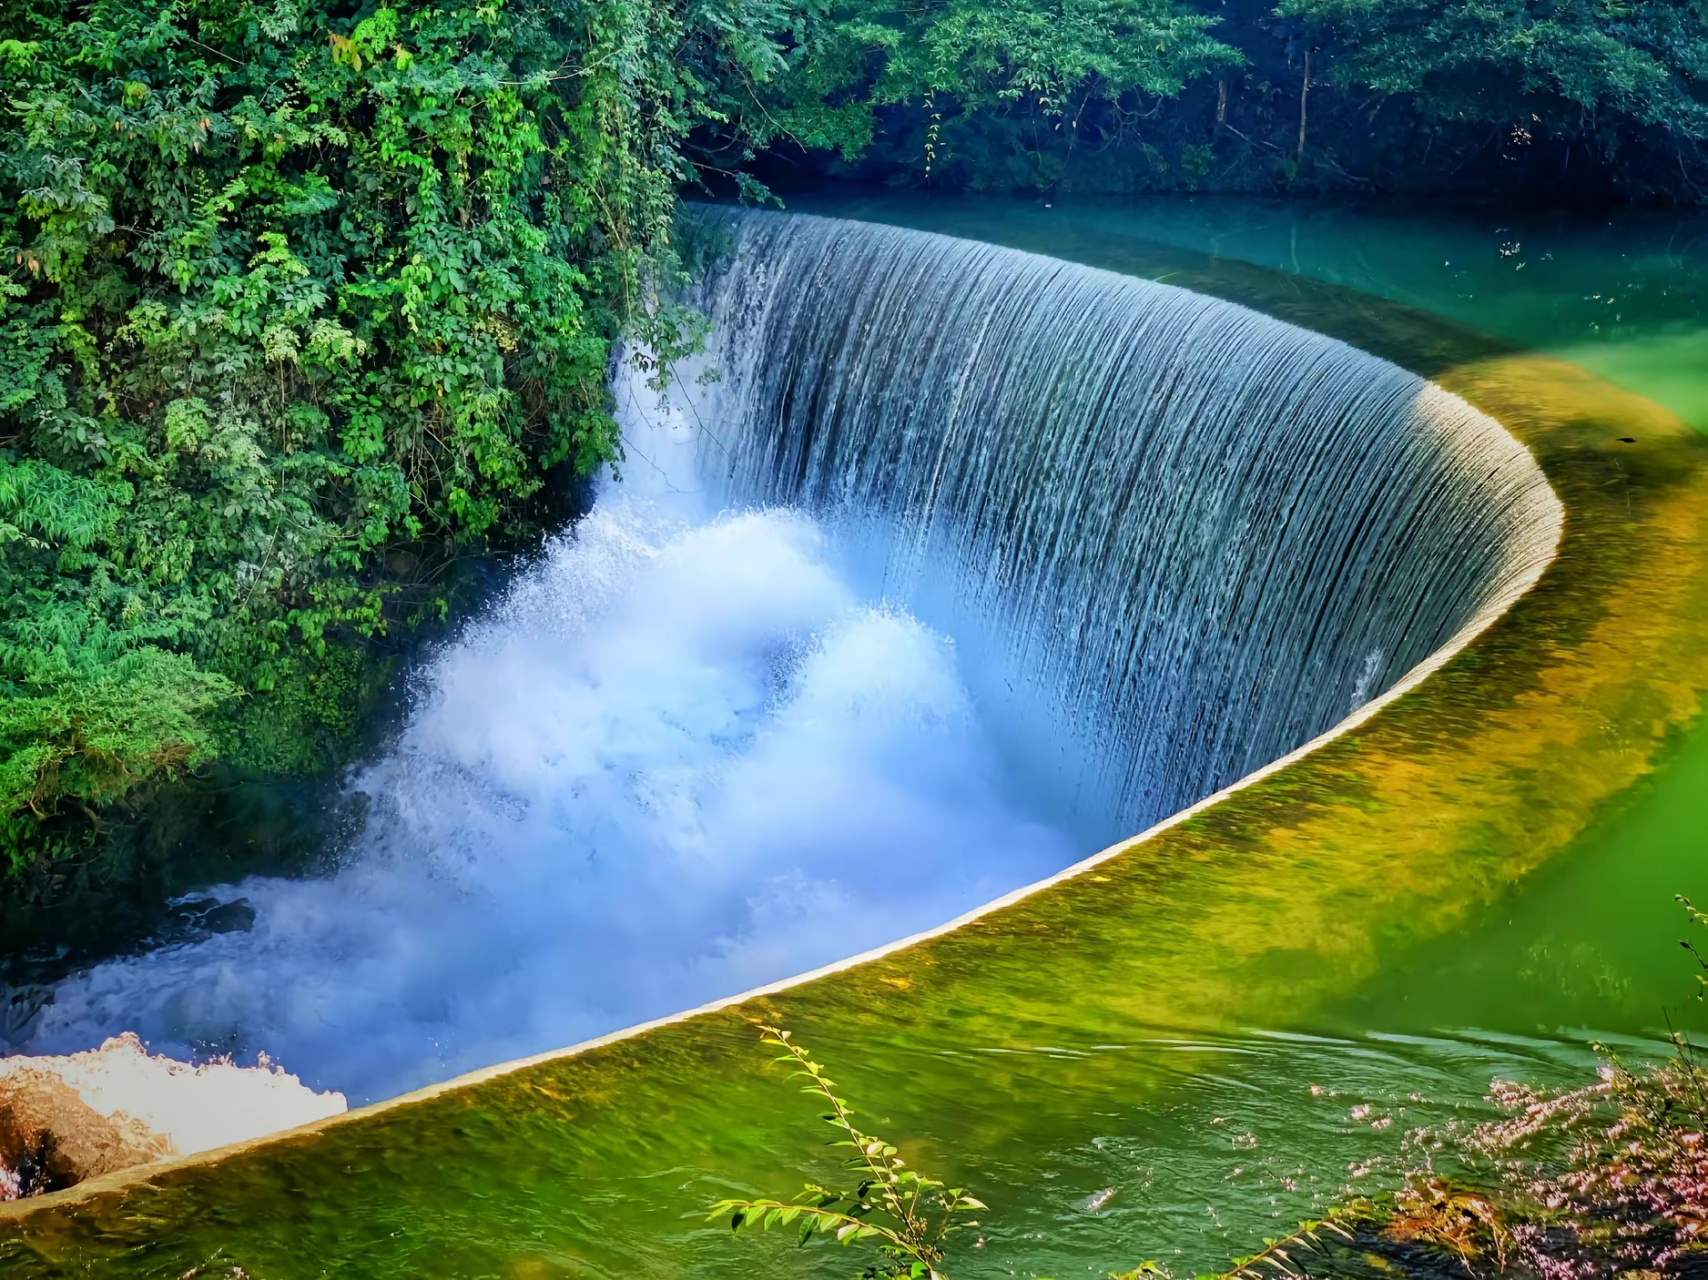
<box><xmin>20</xmin><ymin>480</ymin><xmax>1074</xmax><ymax>1104</ymax></box>
<box><xmin>0</xmin><ymin>1033</ymin><xmax>344</xmax><ymax>1157</ymax></box>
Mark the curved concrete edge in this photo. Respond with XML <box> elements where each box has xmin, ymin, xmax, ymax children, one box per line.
<box><xmin>0</xmin><ymin>379</ymin><xmax>1565</xmax><ymax>1223</ymax></box>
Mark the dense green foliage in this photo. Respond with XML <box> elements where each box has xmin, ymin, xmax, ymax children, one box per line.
<box><xmin>0</xmin><ymin>0</ymin><xmax>789</xmax><ymax>882</ymax></box>
<box><xmin>1276</xmin><ymin>0</ymin><xmax>1708</xmax><ymax>181</ymax></box>
<box><xmin>750</xmin><ymin>0</ymin><xmax>1708</xmax><ymax>196</ymax></box>
<box><xmin>1276</xmin><ymin>0</ymin><xmax>1708</xmax><ymax>139</ymax></box>
<box><xmin>759</xmin><ymin>0</ymin><xmax>1241</xmax><ymax>170</ymax></box>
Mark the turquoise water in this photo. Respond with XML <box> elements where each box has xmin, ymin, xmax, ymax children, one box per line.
<box><xmin>825</xmin><ymin>196</ymin><xmax>1708</xmax><ymax>425</ymax></box>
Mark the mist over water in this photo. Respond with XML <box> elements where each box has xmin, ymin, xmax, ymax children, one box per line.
<box><xmin>20</xmin><ymin>474</ymin><xmax>1075</xmax><ymax>1102</ymax></box>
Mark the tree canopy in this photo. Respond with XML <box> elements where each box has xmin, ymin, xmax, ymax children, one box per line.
<box><xmin>0</xmin><ymin>0</ymin><xmax>786</xmax><ymax>876</ymax></box>
<box><xmin>750</xmin><ymin>0</ymin><xmax>1708</xmax><ymax>193</ymax></box>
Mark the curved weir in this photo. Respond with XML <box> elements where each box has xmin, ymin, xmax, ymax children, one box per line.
<box><xmin>8</xmin><ymin>216</ymin><xmax>1563</xmax><ymax>1114</ymax></box>
<box><xmin>664</xmin><ymin>212</ymin><xmax>1562</xmax><ymax>832</ymax></box>
<box><xmin>9</xmin><ymin>212</ymin><xmax>1708</xmax><ymax>1280</ymax></box>
<box><xmin>9</xmin><ymin>213</ymin><xmax>1565</xmax><ymax>1120</ymax></box>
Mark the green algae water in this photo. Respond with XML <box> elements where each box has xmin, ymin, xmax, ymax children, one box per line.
<box><xmin>795</xmin><ymin>190</ymin><xmax>1708</xmax><ymax>1045</ymax></box>
<box><xmin>4</xmin><ymin>197</ymin><xmax>1708</xmax><ymax>1279</ymax></box>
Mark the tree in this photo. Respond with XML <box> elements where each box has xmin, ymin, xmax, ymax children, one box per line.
<box><xmin>0</xmin><ymin>0</ymin><xmax>792</xmax><ymax>874</ymax></box>
<box><xmin>1270</xmin><ymin>0</ymin><xmax>1708</xmax><ymax>177</ymax></box>
<box><xmin>753</xmin><ymin>0</ymin><xmax>1242</xmax><ymax>185</ymax></box>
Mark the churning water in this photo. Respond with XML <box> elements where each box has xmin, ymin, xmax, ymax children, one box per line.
<box><xmin>21</xmin><ymin>496</ymin><xmax>1072</xmax><ymax>1101</ymax></box>
<box><xmin>13</xmin><ymin>213</ymin><xmax>1559</xmax><ymax>1105</ymax></box>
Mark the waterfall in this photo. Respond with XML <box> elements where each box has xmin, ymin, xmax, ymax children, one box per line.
<box><xmin>9</xmin><ymin>213</ymin><xmax>1562</xmax><ymax>1106</ymax></box>
<box><xmin>652</xmin><ymin>211</ymin><xmax>1562</xmax><ymax>836</ymax></box>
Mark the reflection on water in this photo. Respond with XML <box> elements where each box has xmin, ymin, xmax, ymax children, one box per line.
<box><xmin>588</xmin><ymin>1020</ymin><xmax>1632</xmax><ymax>1279</ymax></box>
<box><xmin>876</xmin><ymin>1024</ymin><xmax>1622</xmax><ymax>1277</ymax></box>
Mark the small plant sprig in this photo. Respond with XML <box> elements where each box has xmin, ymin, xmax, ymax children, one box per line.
<box><xmin>707</xmin><ymin>1025</ymin><xmax>985</xmax><ymax>1279</ymax></box>
<box><xmin>1193</xmin><ymin>1211</ymin><xmax>1356</xmax><ymax>1280</ymax></box>
<box><xmin>1678</xmin><ymin>895</ymin><xmax>1708</xmax><ymax>1004</ymax></box>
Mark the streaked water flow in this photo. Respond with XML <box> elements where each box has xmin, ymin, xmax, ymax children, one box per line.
<box><xmin>672</xmin><ymin>211</ymin><xmax>1560</xmax><ymax>833</ymax></box>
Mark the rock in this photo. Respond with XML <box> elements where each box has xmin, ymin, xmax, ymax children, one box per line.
<box><xmin>0</xmin><ymin>1033</ymin><xmax>346</xmax><ymax>1200</ymax></box>
<box><xmin>0</xmin><ymin>1065</ymin><xmax>172</xmax><ymax>1198</ymax></box>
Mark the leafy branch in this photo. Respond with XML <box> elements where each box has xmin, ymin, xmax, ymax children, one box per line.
<box><xmin>708</xmin><ymin>1025</ymin><xmax>984</xmax><ymax>1279</ymax></box>
<box><xmin>1677</xmin><ymin>894</ymin><xmax>1708</xmax><ymax>1003</ymax></box>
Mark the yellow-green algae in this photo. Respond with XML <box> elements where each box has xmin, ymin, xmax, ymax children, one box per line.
<box><xmin>3</xmin><ymin>227</ymin><xmax>1708</xmax><ymax>1280</ymax></box>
